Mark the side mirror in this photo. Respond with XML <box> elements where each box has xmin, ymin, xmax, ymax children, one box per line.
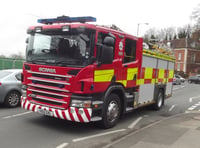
<box><xmin>103</xmin><ymin>36</ymin><xmax>115</xmax><ymax>47</ymax></box>
<box><xmin>97</xmin><ymin>44</ymin><xmax>113</xmax><ymax>66</ymax></box>
<box><xmin>102</xmin><ymin>45</ymin><xmax>114</xmax><ymax>64</ymax></box>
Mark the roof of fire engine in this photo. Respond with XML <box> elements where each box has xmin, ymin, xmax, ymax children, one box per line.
<box><xmin>34</xmin><ymin>16</ymin><xmax>175</xmax><ymax>62</ymax></box>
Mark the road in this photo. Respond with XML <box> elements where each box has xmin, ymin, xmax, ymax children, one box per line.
<box><xmin>0</xmin><ymin>82</ymin><xmax>200</xmax><ymax>148</ymax></box>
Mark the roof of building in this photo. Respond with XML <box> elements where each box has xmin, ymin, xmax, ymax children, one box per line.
<box><xmin>162</xmin><ymin>38</ymin><xmax>200</xmax><ymax>49</ymax></box>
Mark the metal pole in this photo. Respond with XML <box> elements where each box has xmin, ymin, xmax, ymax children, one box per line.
<box><xmin>137</xmin><ymin>24</ymin><xmax>140</xmax><ymax>36</ymax></box>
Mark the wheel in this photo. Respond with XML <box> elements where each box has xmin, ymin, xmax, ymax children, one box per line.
<box><xmin>152</xmin><ymin>89</ymin><xmax>164</xmax><ymax>110</ymax></box>
<box><xmin>100</xmin><ymin>93</ymin><xmax>121</xmax><ymax>129</ymax></box>
<box><xmin>4</xmin><ymin>91</ymin><xmax>21</xmax><ymax>107</ymax></box>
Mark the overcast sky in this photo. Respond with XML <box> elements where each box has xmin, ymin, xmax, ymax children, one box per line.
<box><xmin>0</xmin><ymin>0</ymin><xmax>199</xmax><ymax>56</ymax></box>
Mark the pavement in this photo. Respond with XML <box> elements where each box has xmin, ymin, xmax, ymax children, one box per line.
<box><xmin>102</xmin><ymin>112</ymin><xmax>200</xmax><ymax>148</ymax></box>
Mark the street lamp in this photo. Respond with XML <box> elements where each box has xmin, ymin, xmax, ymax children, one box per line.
<box><xmin>137</xmin><ymin>23</ymin><xmax>149</xmax><ymax>37</ymax></box>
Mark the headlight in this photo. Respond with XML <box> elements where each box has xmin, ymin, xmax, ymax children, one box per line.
<box><xmin>71</xmin><ymin>100</ymin><xmax>91</xmax><ymax>108</ymax></box>
<box><xmin>22</xmin><ymin>85</ymin><xmax>27</xmax><ymax>90</ymax></box>
<box><xmin>21</xmin><ymin>85</ymin><xmax>27</xmax><ymax>97</ymax></box>
<box><xmin>21</xmin><ymin>89</ymin><xmax>27</xmax><ymax>98</ymax></box>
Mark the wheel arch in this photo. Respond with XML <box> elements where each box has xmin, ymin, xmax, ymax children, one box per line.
<box><xmin>154</xmin><ymin>84</ymin><xmax>166</xmax><ymax>101</ymax></box>
<box><xmin>152</xmin><ymin>84</ymin><xmax>165</xmax><ymax>110</ymax></box>
<box><xmin>104</xmin><ymin>84</ymin><xmax>126</xmax><ymax>116</ymax></box>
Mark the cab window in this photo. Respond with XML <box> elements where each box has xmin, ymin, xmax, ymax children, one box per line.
<box><xmin>97</xmin><ymin>32</ymin><xmax>109</xmax><ymax>44</ymax></box>
<box><xmin>123</xmin><ymin>38</ymin><xmax>136</xmax><ymax>63</ymax></box>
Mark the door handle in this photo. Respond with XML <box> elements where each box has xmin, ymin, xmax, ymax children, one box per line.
<box><xmin>133</xmin><ymin>74</ymin><xmax>137</xmax><ymax>80</ymax></box>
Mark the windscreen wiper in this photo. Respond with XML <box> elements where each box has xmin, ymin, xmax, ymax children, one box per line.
<box><xmin>41</xmin><ymin>49</ymin><xmax>57</xmax><ymax>54</ymax></box>
<box><xmin>55</xmin><ymin>59</ymin><xmax>77</xmax><ymax>66</ymax></box>
<box><xmin>28</xmin><ymin>58</ymin><xmax>48</xmax><ymax>65</ymax></box>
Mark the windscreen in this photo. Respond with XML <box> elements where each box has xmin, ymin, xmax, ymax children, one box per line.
<box><xmin>26</xmin><ymin>28</ymin><xmax>94</xmax><ymax>67</ymax></box>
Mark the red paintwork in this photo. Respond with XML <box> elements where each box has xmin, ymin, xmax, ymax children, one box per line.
<box><xmin>22</xmin><ymin>22</ymin><xmax>143</xmax><ymax>121</ymax></box>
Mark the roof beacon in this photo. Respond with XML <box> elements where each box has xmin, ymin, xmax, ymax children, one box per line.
<box><xmin>37</xmin><ymin>16</ymin><xmax>96</xmax><ymax>24</ymax></box>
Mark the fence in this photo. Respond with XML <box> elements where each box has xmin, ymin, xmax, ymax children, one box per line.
<box><xmin>0</xmin><ymin>57</ymin><xmax>24</xmax><ymax>70</ymax></box>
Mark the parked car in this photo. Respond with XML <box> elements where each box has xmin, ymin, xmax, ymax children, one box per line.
<box><xmin>175</xmin><ymin>74</ymin><xmax>185</xmax><ymax>83</ymax></box>
<box><xmin>0</xmin><ymin>69</ymin><xmax>22</xmax><ymax>107</ymax></box>
<box><xmin>188</xmin><ymin>75</ymin><xmax>200</xmax><ymax>84</ymax></box>
<box><xmin>173</xmin><ymin>75</ymin><xmax>181</xmax><ymax>85</ymax></box>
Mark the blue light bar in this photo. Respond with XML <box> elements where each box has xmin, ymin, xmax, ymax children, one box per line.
<box><xmin>38</xmin><ymin>16</ymin><xmax>96</xmax><ymax>24</ymax></box>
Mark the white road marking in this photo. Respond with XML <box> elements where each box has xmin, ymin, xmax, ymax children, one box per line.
<box><xmin>188</xmin><ymin>106</ymin><xmax>196</xmax><ymax>111</ymax></box>
<box><xmin>128</xmin><ymin>117</ymin><xmax>143</xmax><ymax>129</ymax></box>
<box><xmin>143</xmin><ymin>115</ymin><xmax>149</xmax><ymax>118</ymax></box>
<box><xmin>187</xmin><ymin>101</ymin><xmax>200</xmax><ymax>111</ymax></box>
<box><xmin>173</xmin><ymin>85</ymin><xmax>185</xmax><ymax>91</ymax></box>
<box><xmin>103</xmin><ymin>113</ymin><xmax>188</xmax><ymax>148</ymax></box>
<box><xmin>173</xmin><ymin>87</ymin><xmax>179</xmax><ymax>91</ymax></box>
<box><xmin>56</xmin><ymin>143</ymin><xmax>68</xmax><ymax>148</ymax></box>
<box><xmin>189</xmin><ymin>95</ymin><xmax>200</xmax><ymax>103</ymax></box>
<box><xmin>2</xmin><ymin>111</ymin><xmax>32</xmax><ymax>119</ymax></box>
<box><xmin>72</xmin><ymin>129</ymin><xmax>126</xmax><ymax>142</ymax></box>
<box><xmin>169</xmin><ymin>105</ymin><xmax>176</xmax><ymax>112</ymax></box>
<box><xmin>181</xmin><ymin>86</ymin><xmax>185</xmax><ymax>88</ymax></box>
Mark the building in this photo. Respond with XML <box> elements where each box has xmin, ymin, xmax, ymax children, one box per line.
<box><xmin>174</xmin><ymin>47</ymin><xmax>200</xmax><ymax>76</ymax></box>
<box><xmin>162</xmin><ymin>31</ymin><xmax>200</xmax><ymax>77</ymax></box>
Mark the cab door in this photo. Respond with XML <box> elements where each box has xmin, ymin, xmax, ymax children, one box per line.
<box><xmin>93</xmin><ymin>31</ymin><xmax>116</xmax><ymax>93</ymax></box>
<box><xmin>122</xmin><ymin>38</ymin><xmax>139</xmax><ymax>88</ymax></box>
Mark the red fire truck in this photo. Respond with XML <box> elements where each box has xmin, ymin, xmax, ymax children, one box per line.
<box><xmin>21</xmin><ymin>16</ymin><xmax>175</xmax><ymax>128</ymax></box>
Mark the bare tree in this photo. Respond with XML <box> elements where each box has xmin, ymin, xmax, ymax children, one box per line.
<box><xmin>0</xmin><ymin>54</ymin><xmax>6</xmax><ymax>58</ymax></box>
<box><xmin>177</xmin><ymin>24</ymin><xmax>192</xmax><ymax>38</ymax></box>
<box><xmin>144</xmin><ymin>28</ymin><xmax>159</xmax><ymax>40</ymax></box>
<box><xmin>144</xmin><ymin>26</ymin><xmax>177</xmax><ymax>42</ymax></box>
<box><xmin>9</xmin><ymin>52</ymin><xmax>24</xmax><ymax>59</ymax></box>
<box><xmin>191</xmin><ymin>4</ymin><xmax>200</xmax><ymax>27</ymax></box>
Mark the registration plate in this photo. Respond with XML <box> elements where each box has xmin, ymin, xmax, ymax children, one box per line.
<box><xmin>37</xmin><ymin>108</ymin><xmax>53</xmax><ymax>117</ymax></box>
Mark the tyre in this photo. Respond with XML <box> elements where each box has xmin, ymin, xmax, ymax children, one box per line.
<box><xmin>100</xmin><ymin>93</ymin><xmax>121</xmax><ymax>129</ymax></box>
<box><xmin>152</xmin><ymin>89</ymin><xmax>164</xmax><ymax>110</ymax></box>
<box><xmin>4</xmin><ymin>91</ymin><xmax>21</xmax><ymax>107</ymax></box>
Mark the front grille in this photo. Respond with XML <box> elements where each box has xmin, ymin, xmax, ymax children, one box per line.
<box><xmin>33</xmin><ymin>80</ymin><xmax>61</xmax><ymax>87</ymax></box>
<box><xmin>27</xmin><ymin>70</ymin><xmax>71</xmax><ymax>109</ymax></box>
<box><xmin>34</xmin><ymin>87</ymin><xmax>63</xmax><ymax>94</ymax></box>
<box><xmin>32</xmin><ymin>73</ymin><xmax>66</xmax><ymax>81</ymax></box>
<box><xmin>33</xmin><ymin>91</ymin><xmax>63</xmax><ymax>99</ymax></box>
<box><xmin>33</xmin><ymin>98</ymin><xmax>62</xmax><ymax>106</ymax></box>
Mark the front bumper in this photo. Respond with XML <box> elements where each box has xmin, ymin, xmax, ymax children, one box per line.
<box><xmin>21</xmin><ymin>97</ymin><xmax>92</xmax><ymax>123</ymax></box>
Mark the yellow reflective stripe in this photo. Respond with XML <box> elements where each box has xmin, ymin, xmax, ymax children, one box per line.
<box><xmin>151</xmin><ymin>79</ymin><xmax>156</xmax><ymax>84</ymax></box>
<box><xmin>94</xmin><ymin>69</ymin><xmax>114</xmax><ymax>82</ymax></box>
<box><xmin>168</xmin><ymin>70</ymin><xmax>174</xmax><ymax>78</ymax></box>
<box><xmin>158</xmin><ymin>69</ymin><xmax>165</xmax><ymax>79</ymax></box>
<box><xmin>136</xmin><ymin>79</ymin><xmax>140</xmax><ymax>85</ymax></box>
<box><xmin>143</xmin><ymin>49</ymin><xmax>176</xmax><ymax>62</ymax></box>
<box><xmin>139</xmin><ymin>79</ymin><xmax>144</xmax><ymax>85</ymax></box>
<box><xmin>117</xmin><ymin>80</ymin><xmax>127</xmax><ymax>87</ymax></box>
<box><xmin>144</xmin><ymin>68</ymin><xmax>153</xmax><ymax>79</ymax></box>
<box><xmin>127</xmin><ymin>68</ymin><xmax>138</xmax><ymax>80</ymax></box>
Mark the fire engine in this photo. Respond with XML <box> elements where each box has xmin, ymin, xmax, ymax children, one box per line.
<box><xmin>21</xmin><ymin>16</ymin><xmax>175</xmax><ymax>128</ymax></box>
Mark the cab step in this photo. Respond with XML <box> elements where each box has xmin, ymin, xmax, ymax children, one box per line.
<box><xmin>126</xmin><ymin>107</ymin><xmax>134</xmax><ymax>112</ymax></box>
